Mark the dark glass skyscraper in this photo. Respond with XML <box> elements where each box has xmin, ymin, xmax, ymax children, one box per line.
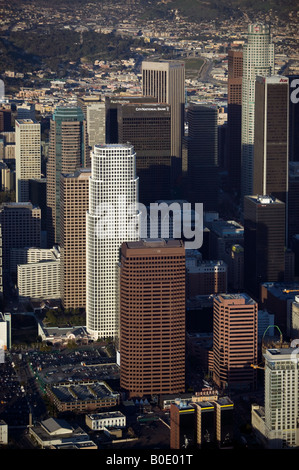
<box><xmin>244</xmin><ymin>195</ymin><xmax>285</xmax><ymax>297</ymax></box>
<box><xmin>46</xmin><ymin>106</ymin><xmax>89</xmax><ymax>246</ymax></box>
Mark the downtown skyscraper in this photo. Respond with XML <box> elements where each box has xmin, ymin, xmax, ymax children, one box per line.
<box><xmin>86</xmin><ymin>144</ymin><xmax>139</xmax><ymax>340</ymax></box>
<box><xmin>46</xmin><ymin>106</ymin><xmax>89</xmax><ymax>246</ymax></box>
<box><xmin>141</xmin><ymin>60</ymin><xmax>185</xmax><ymax>186</ymax></box>
<box><xmin>15</xmin><ymin>119</ymin><xmax>41</xmax><ymax>203</ymax></box>
<box><xmin>241</xmin><ymin>23</ymin><xmax>274</xmax><ymax>200</ymax></box>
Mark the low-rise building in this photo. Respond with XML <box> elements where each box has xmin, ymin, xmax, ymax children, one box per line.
<box><xmin>46</xmin><ymin>381</ymin><xmax>120</xmax><ymax>413</ymax></box>
<box><xmin>85</xmin><ymin>411</ymin><xmax>126</xmax><ymax>431</ymax></box>
<box><xmin>28</xmin><ymin>417</ymin><xmax>97</xmax><ymax>449</ymax></box>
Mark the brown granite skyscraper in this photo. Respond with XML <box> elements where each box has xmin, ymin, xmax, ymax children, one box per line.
<box><xmin>213</xmin><ymin>293</ymin><xmax>258</xmax><ymax>391</ymax></box>
<box><xmin>119</xmin><ymin>239</ymin><xmax>186</xmax><ymax>398</ymax></box>
<box><xmin>60</xmin><ymin>168</ymin><xmax>91</xmax><ymax>309</ymax></box>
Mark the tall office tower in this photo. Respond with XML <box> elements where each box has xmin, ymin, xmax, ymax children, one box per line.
<box><xmin>117</xmin><ymin>102</ymin><xmax>172</xmax><ymax>205</ymax></box>
<box><xmin>187</xmin><ymin>103</ymin><xmax>219</xmax><ymax>211</ymax></box>
<box><xmin>213</xmin><ymin>293</ymin><xmax>258</xmax><ymax>391</ymax></box>
<box><xmin>86</xmin><ymin>144</ymin><xmax>139</xmax><ymax>340</ymax></box>
<box><xmin>46</xmin><ymin>106</ymin><xmax>89</xmax><ymax>246</ymax></box>
<box><xmin>0</xmin><ymin>203</ymin><xmax>41</xmax><ymax>292</ymax></box>
<box><xmin>288</xmin><ymin>162</ymin><xmax>299</xmax><ymax>245</ymax></box>
<box><xmin>141</xmin><ymin>60</ymin><xmax>185</xmax><ymax>182</ymax></box>
<box><xmin>77</xmin><ymin>95</ymin><xmax>106</xmax><ymax>150</ymax></box>
<box><xmin>252</xmin><ymin>346</ymin><xmax>299</xmax><ymax>448</ymax></box>
<box><xmin>244</xmin><ymin>195</ymin><xmax>285</xmax><ymax>297</ymax></box>
<box><xmin>60</xmin><ymin>168</ymin><xmax>91</xmax><ymax>309</ymax></box>
<box><xmin>119</xmin><ymin>239</ymin><xmax>185</xmax><ymax>398</ymax></box>
<box><xmin>253</xmin><ymin>76</ymin><xmax>289</xmax><ymax>204</ymax></box>
<box><xmin>77</xmin><ymin>94</ymin><xmax>101</xmax><ymax>118</ymax></box>
<box><xmin>227</xmin><ymin>49</ymin><xmax>243</xmax><ymax>194</ymax></box>
<box><xmin>15</xmin><ymin>119</ymin><xmax>41</xmax><ymax>202</ymax></box>
<box><xmin>288</xmin><ymin>74</ymin><xmax>299</xmax><ymax>163</ymax></box>
<box><xmin>105</xmin><ymin>95</ymin><xmax>157</xmax><ymax>144</ymax></box>
<box><xmin>86</xmin><ymin>102</ymin><xmax>106</xmax><ymax>150</ymax></box>
<box><xmin>241</xmin><ymin>23</ymin><xmax>274</xmax><ymax>200</ymax></box>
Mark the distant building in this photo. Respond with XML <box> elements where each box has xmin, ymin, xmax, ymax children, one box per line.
<box><xmin>186</xmin><ymin>259</ymin><xmax>227</xmax><ymax>297</ymax></box>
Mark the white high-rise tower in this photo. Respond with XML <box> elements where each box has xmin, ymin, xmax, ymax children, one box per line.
<box><xmin>86</xmin><ymin>144</ymin><xmax>139</xmax><ymax>339</ymax></box>
<box><xmin>241</xmin><ymin>23</ymin><xmax>274</xmax><ymax>200</ymax></box>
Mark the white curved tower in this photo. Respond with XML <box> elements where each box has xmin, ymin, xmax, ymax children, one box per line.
<box><xmin>86</xmin><ymin>144</ymin><xmax>139</xmax><ymax>339</ymax></box>
<box><xmin>241</xmin><ymin>23</ymin><xmax>274</xmax><ymax>200</ymax></box>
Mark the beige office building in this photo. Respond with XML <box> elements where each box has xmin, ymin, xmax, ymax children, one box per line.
<box><xmin>142</xmin><ymin>60</ymin><xmax>185</xmax><ymax>166</ymax></box>
<box><xmin>15</xmin><ymin>119</ymin><xmax>41</xmax><ymax>202</ymax></box>
<box><xmin>60</xmin><ymin>168</ymin><xmax>91</xmax><ymax>309</ymax></box>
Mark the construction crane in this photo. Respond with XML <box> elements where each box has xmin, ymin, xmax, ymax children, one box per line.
<box><xmin>250</xmin><ymin>363</ymin><xmax>265</xmax><ymax>370</ymax></box>
<box><xmin>283</xmin><ymin>289</ymin><xmax>299</xmax><ymax>294</ymax></box>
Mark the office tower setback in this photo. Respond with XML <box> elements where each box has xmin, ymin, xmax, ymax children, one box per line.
<box><xmin>253</xmin><ymin>76</ymin><xmax>289</xmax><ymax>204</ymax></box>
<box><xmin>117</xmin><ymin>102</ymin><xmax>172</xmax><ymax>205</ymax></box>
<box><xmin>15</xmin><ymin>119</ymin><xmax>41</xmax><ymax>202</ymax></box>
<box><xmin>187</xmin><ymin>103</ymin><xmax>219</xmax><ymax>211</ymax></box>
<box><xmin>213</xmin><ymin>293</ymin><xmax>258</xmax><ymax>391</ymax></box>
<box><xmin>60</xmin><ymin>168</ymin><xmax>91</xmax><ymax>309</ymax></box>
<box><xmin>244</xmin><ymin>195</ymin><xmax>286</xmax><ymax>297</ymax></box>
<box><xmin>46</xmin><ymin>106</ymin><xmax>89</xmax><ymax>246</ymax></box>
<box><xmin>227</xmin><ymin>49</ymin><xmax>243</xmax><ymax>194</ymax></box>
<box><xmin>142</xmin><ymin>60</ymin><xmax>185</xmax><ymax>180</ymax></box>
<box><xmin>252</xmin><ymin>346</ymin><xmax>299</xmax><ymax>448</ymax></box>
<box><xmin>105</xmin><ymin>95</ymin><xmax>158</xmax><ymax>144</ymax></box>
<box><xmin>119</xmin><ymin>239</ymin><xmax>185</xmax><ymax>398</ymax></box>
<box><xmin>86</xmin><ymin>144</ymin><xmax>139</xmax><ymax>340</ymax></box>
<box><xmin>241</xmin><ymin>23</ymin><xmax>274</xmax><ymax>199</ymax></box>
